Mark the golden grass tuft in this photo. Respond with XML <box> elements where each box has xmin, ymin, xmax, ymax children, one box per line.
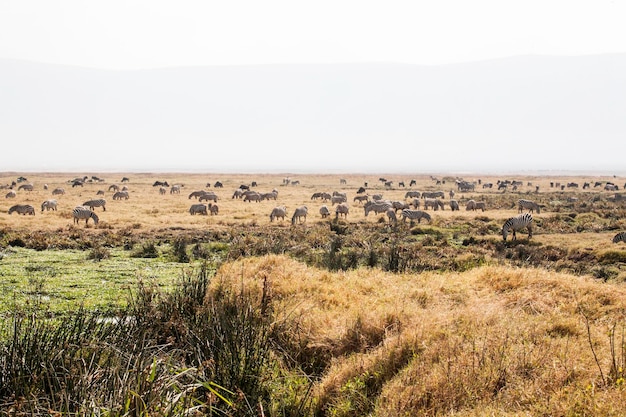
<box><xmin>214</xmin><ymin>255</ymin><xmax>626</xmax><ymax>415</ymax></box>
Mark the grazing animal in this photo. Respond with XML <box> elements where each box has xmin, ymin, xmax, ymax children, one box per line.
<box><xmin>208</xmin><ymin>203</ymin><xmax>219</xmax><ymax>215</ymax></box>
<box><xmin>386</xmin><ymin>208</ymin><xmax>397</xmax><ymax>224</ymax></box>
<box><xmin>356</xmin><ymin>186</ymin><xmax>366</xmax><ymax>194</ymax></box>
<box><xmin>400</xmin><ymin>209</ymin><xmax>431</xmax><ymax>224</ymax></box>
<box><xmin>43</xmin><ymin>184</ymin><xmax>48</xmax><ymax>190</ymax></box>
<box><xmin>319</xmin><ymin>205</ymin><xmax>331</xmax><ymax>218</ymax></box>
<box><xmin>449</xmin><ymin>200</ymin><xmax>460</xmax><ymax>211</ymax></box>
<box><xmin>71</xmin><ymin>180</ymin><xmax>84</xmax><ymax>187</ymax></box>
<box><xmin>613</xmin><ymin>232</ymin><xmax>626</xmax><ymax>244</ymax></box>
<box><xmin>72</xmin><ymin>206</ymin><xmax>99</xmax><ymax>225</ymax></box>
<box><xmin>188</xmin><ymin>190</ymin><xmax>207</xmax><ymax>199</ymax></box>
<box><xmin>270</xmin><ymin>206</ymin><xmax>288</xmax><ymax>222</ymax></box>
<box><xmin>8</xmin><ymin>204</ymin><xmax>35</xmax><ymax>215</ymax></box>
<box><xmin>52</xmin><ymin>187</ymin><xmax>65</xmax><ymax>196</ymax></box>
<box><xmin>502</xmin><ymin>213</ymin><xmax>533</xmax><ymax>241</ymax></box>
<box><xmin>159</xmin><ymin>187</ymin><xmax>167</xmax><ymax>195</ymax></box>
<box><xmin>108</xmin><ymin>184</ymin><xmax>120</xmax><ymax>192</ymax></box>
<box><xmin>392</xmin><ymin>201</ymin><xmax>411</xmax><ymax>212</ymax></box>
<box><xmin>364</xmin><ymin>201</ymin><xmax>392</xmax><ymax>216</ymax></box>
<box><xmin>41</xmin><ymin>199</ymin><xmax>58</xmax><ymax>212</ymax></box>
<box><xmin>518</xmin><ymin>199</ymin><xmax>541</xmax><ymax>214</ymax></box>
<box><xmin>353</xmin><ymin>195</ymin><xmax>369</xmax><ymax>204</ymax></box>
<box><xmin>153</xmin><ymin>181</ymin><xmax>169</xmax><ymax>187</ymax></box>
<box><xmin>291</xmin><ymin>206</ymin><xmax>308</xmax><ymax>224</ymax></box>
<box><xmin>405</xmin><ymin>191</ymin><xmax>421</xmax><ymax>199</ymax></box>
<box><xmin>335</xmin><ymin>203</ymin><xmax>350</xmax><ymax>218</ymax></box>
<box><xmin>189</xmin><ymin>203</ymin><xmax>208</xmax><ymax>215</ymax></box>
<box><xmin>423</xmin><ymin>198</ymin><xmax>445</xmax><ymax>211</ymax></box>
<box><xmin>121</xmin><ymin>177</ymin><xmax>129</xmax><ymax>182</ymax></box>
<box><xmin>232</xmin><ymin>189</ymin><xmax>244</xmax><ymax>199</ymax></box>
<box><xmin>17</xmin><ymin>183</ymin><xmax>34</xmax><ymax>191</ymax></box>
<box><xmin>112</xmin><ymin>191</ymin><xmax>129</xmax><ymax>200</ymax></box>
<box><xmin>170</xmin><ymin>185</ymin><xmax>182</xmax><ymax>194</ymax></box>
<box><xmin>199</xmin><ymin>192</ymin><xmax>218</xmax><ymax>203</ymax></box>
<box><xmin>5</xmin><ymin>190</ymin><xmax>16</xmax><ymax>198</ymax></box>
<box><xmin>466</xmin><ymin>200</ymin><xmax>477</xmax><ymax>211</ymax></box>
<box><xmin>214</xmin><ymin>181</ymin><xmax>223</xmax><ymax>188</ymax></box>
<box><xmin>97</xmin><ymin>190</ymin><xmax>105</xmax><ymax>196</ymax></box>
<box><xmin>331</xmin><ymin>195</ymin><xmax>347</xmax><ymax>205</ymax></box>
<box><xmin>243</xmin><ymin>192</ymin><xmax>261</xmax><ymax>203</ymax></box>
<box><xmin>82</xmin><ymin>199</ymin><xmax>106</xmax><ymax>211</ymax></box>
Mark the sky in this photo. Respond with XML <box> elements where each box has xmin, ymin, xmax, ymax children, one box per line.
<box><xmin>1</xmin><ymin>1</ymin><xmax>626</xmax><ymax>174</ymax></box>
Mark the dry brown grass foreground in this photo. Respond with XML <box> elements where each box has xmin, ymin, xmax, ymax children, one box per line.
<box><xmin>214</xmin><ymin>254</ymin><xmax>626</xmax><ymax>416</ymax></box>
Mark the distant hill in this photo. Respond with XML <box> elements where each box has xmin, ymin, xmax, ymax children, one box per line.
<box><xmin>1</xmin><ymin>55</ymin><xmax>626</xmax><ymax>173</ymax></box>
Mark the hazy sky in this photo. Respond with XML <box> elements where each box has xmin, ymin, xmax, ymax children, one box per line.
<box><xmin>2</xmin><ymin>1</ymin><xmax>626</xmax><ymax>174</ymax></box>
<box><xmin>2</xmin><ymin>1</ymin><xmax>626</xmax><ymax>69</ymax></box>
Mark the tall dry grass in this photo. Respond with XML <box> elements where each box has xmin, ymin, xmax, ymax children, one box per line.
<box><xmin>214</xmin><ymin>255</ymin><xmax>626</xmax><ymax>416</ymax></box>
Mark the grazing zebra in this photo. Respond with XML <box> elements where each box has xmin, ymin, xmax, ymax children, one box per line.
<box><xmin>232</xmin><ymin>189</ymin><xmax>244</xmax><ymax>199</ymax></box>
<box><xmin>153</xmin><ymin>180</ymin><xmax>169</xmax><ymax>187</ymax></box>
<box><xmin>243</xmin><ymin>192</ymin><xmax>262</xmax><ymax>203</ymax></box>
<box><xmin>97</xmin><ymin>190</ymin><xmax>105</xmax><ymax>196</ymax></box>
<box><xmin>5</xmin><ymin>190</ymin><xmax>16</xmax><ymax>198</ymax></box>
<box><xmin>411</xmin><ymin>199</ymin><xmax>421</xmax><ymax>209</ymax></box>
<box><xmin>423</xmin><ymin>198</ymin><xmax>444</xmax><ymax>211</ymax></box>
<box><xmin>331</xmin><ymin>195</ymin><xmax>347</xmax><ymax>205</ymax></box>
<box><xmin>121</xmin><ymin>177</ymin><xmax>129</xmax><ymax>183</ymax></box>
<box><xmin>159</xmin><ymin>187</ymin><xmax>167</xmax><ymax>195</ymax></box>
<box><xmin>502</xmin><ymin>213</ymin><xmax>533</xmax><ymax>241</ymax></box>
<box><xmin>8</xmin><ymin>204</ymin><xmax>35</xmax><ymax>215</ymax></box>
<box><xmin>199</xmin><ymin>192</ymin><xmax>219</xmax><ymax>202</ymax></box>
<box><xmin>108</xmin><ymin>184</ymin><xmax>120</xmax><ymax>192</ymax></box>
<box><xmin>335</xmin><ymin>202</ymin><xmax>350</xmax><ymax>218</ymax></box>
<box><xmin>466</xmin><ymin>200</ymin><xmax>477</xmax><ymax>211</ymax></box>
<box><xmin>43</xmin><ymin>184</ymin><xmax>48</xmax><ymax>190</ymax></box>
<box><xmin>400</xmin><ymin>209</ymin><xmax>431</xmax><ymax>224</ymax></box>
<box><xmin>52</xmin><ymin>187</ymin><xmax>65</xmax><ymax>196</ymax></box>
<box><xmin>405</xmin><ymin>191</ymin><xmax>421</xmax><ymax>199</ymax></box>
<box><xmin>189</xmin><ymin>203</ymin><xmax>208</xmax><ymax>215</ymax></box>
<box><xmin>170</xmin><ymin>185</ymin><xmax>182</xmax><ymax>194</ymax></box>
<box><xmin>113</xmin><ymin>191</ymin><xmax>129</xmax><ymax>200</ymax></box>
<box><xmin>353</xmin><ymin>195</ymin><xmax>369</xmax><ymax>204</ymax></box>
<box><xmin>41</xmin><ymin>199</ymin><xmax>58</xmax><ymax>212</ymax></box>
<box><xmin>392</xmin><ymin>200</ymin><xmax>411</xmax><ymax>212</ymax></box>
<box><xmin>188</xmin><ymin>190</ymin><xmax>206</xmax><ymax>199</ymax></box>
<box><xmin>474</xmin><ymin>201</ymin><xmax>486</xmax><ymax>211</ymax></box>
<box><xmin>83</xmin><ymin>199</ymin><xmax>106</xmax><ymax>211</ymax></box>
<box><xmin>208</xmin><ymin>203</ymin><xmax>219</xmax><ymax>215</ymax></box>
<box><xmin>518</xmin><ymin>199</ymin><xmax>541</xmax><ymax>214</ymax></box>
<box><xmin>17</xmin><ymin>183</ymin><xmax>34</xmax><ymax>191</ymax></box>
<box><xmin>449</xmin><ymin>199</ymin><xmax>460</xmax><ymax>211</ymax></box>
<box><xmin>291</xmin><ymin>206</ymin><xmax>308</xmax><ymax>224</ymax></box>
<box><xmin>319</xmin><ymin>205</ymin><xmax>331</xmax><ymax>218</ymax></box>
<box><xmin>422</xmin><ymin>191</ymin><xmax>445</xmax><ymax>199</ymax></box>
<box><xmin>364</xmin><ymin>201</ymin><xmax>393</xmax><ymax>216</ymax></box>
<box><xmin>386</xmin><ymin>208</ymin><xmax>397</xmax><ymax>224</ymax></box>
<box><xmin>270</xmin><ymin>206</ymin><xmax>288</xmax><ymax>222</ymax></box>
<box><xmin>73</xmin><ymin>206</ymin><xmax>99</xmax><ymax>225</ymax></box>
<box><xmin>261</xmin><ymin>191</ymin><xmax>278</xmax><ymax>201</ymax></box>
<box><xmin>613</xmin><ymin>232</ymin><xmax>626</xmax><ymax>244</ymax></box>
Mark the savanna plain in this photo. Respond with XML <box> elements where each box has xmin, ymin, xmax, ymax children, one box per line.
<box><xmin>1</xmin><ymin>171</ymin><xmax>626</xmax><ymax>416</ymax></box>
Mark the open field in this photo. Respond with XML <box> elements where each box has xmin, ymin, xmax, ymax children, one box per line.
<box><xmin>2</xmin><ymin>171</ymin><xmax>626</xmax><ymax>415</ymax></box>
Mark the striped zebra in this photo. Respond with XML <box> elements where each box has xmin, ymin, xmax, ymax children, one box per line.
<box><xmin>423</xmin><ymin>198</ymin><xmax>444</xmax><ymax>211</ymax></box>
<box><xmin>518</xmin><ymin>199</ymin><xmax>541</xmax><ymax>214</ymax></box>
<box><xmin>364</xmin><ymin>201</ymin><xmax>392</xmax><ymax>216</ymax></box>
<box><xmin>404</xmin><ymin>191</ymin><xmax>421</xmax><ymax>199</ymax></box>
<box><xmin>170</xmin><ymin>185</ymin><xmax>182</xmax><ymax>194</ymax></box>
<box><xmin>335</xmin><ymin>202</ymin><xmax>350</xmax><ymax>218</ymax></box>
<box><xmin>502</xmin><ymin>213</ymin><xmax>533</xmax><ymax>241</ymax></box>
<box><xmin>73</xmin><ymin>206</ymin><xmax>99</xmax><ymax>225</ymax></box>
<box><xmin>466</xmin><ymin>199</ymin><xmax>486</xmax><ymax>211</ymax></box>
<box><xmin>319</xmin><ymin>205</ymin><xmax>331</xmax><ymax>218</ymax></box>
<box><xmin>52</xmin><ymin>187</ymin><xmax>65</xmax><ymax>196</ymax></box>
<box><xmin>400</xmin><ymin>209</ymin><xmax>431</xmax><ymax>224</ymax></box>
<box><xmin>8</xmin><ymin>204</ymin><xmax>35</xmax><ymax>215</ymax></box>
<box><xmin>386</xmin><ymin>208</ymin><xmax>397</xmax><ymax>224</ymax></box>
<box><xmin>208</xmin><ymin>203</ymin><xmax>219</xmax><ymax>215</ymax></box>
<box><xmin>199</xmin><ymin>192</ymin><xmax>218</xmax><ymax>202</ymax></box>
<box><xmin>5</xmin><ymin>190</ymin><xmax>16</xmax><ymax>199</ymax></box>
<box><xmin>449</xmin><ymin>200</ymin><xmax>460</xmax><ymax>211</ymax></box>
<box><xmin>291</xmin><ymin>206</ymin><xmax>308</xmax><ymax>224</ymax></box>
<box><xmin>612</xmin><ymin>232</ymin><xmax>626</xmax><ymax>244</ymax></box>
<box><xmin>189</xmin><ymin>203</ymin><xmax>208</xmax><ymax>215</ymax></box>
<box><xmin>113</xmin><ymin>191</ymin><xmax>129</xmax><ymax>200</ymax></box>
<box><xmin>270</xmin><ymin>206</ymin><xmax>287</xmax><ymax>222</ymax></box>
<box><xmin>41</xmin><ymin>199</ymin><xmax>58</xmax><ymax>212</ymax></box>
<box><xmin>17</xmin><ymin>183</ymin><xmax>34</xmax><ymax>192</ymax></box>
<box><xmin>83</xmin><ymin>199</ymin><xmax>106</xmax><ymax>211</ymax></box>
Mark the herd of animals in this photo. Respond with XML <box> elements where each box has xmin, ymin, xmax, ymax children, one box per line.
<box><xmin>2</xmin><ymin>174</ymin><xmax>626</xmax><ymax>243</ymax></box>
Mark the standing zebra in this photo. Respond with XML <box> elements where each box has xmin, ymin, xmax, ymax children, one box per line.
<box><xmin>364</xmin><ymin>201</ymin><xmax>392</xmax><ymax>216</ymax></box>
<box><xmin>41</xmin><ymin>199</ymin><xmax>58</xmax><ymax>212</ymax></box>
<box><xmin>400</xmin><ymin>209</ymin><xmax>431</xmax><ymax>224</ymax></box>
<box><xmin>335</xmin><ymin>202</ymin><xmax>349</xmax><ymax>218</ymax></box>
<box><xmin>612</xmin><ymin>232</ymin><xmax>626</xmax><ymax>244</ymax></box>
<box><xmin>270</xmin><ymin>206</ymin><xmax>288</xmax><ymax>222</ymax></box>
<box><xmin>83</xmin><ymin>199</ymin><xmax>106</xmax><ymax>211</ymax></box>
<box><xmin>291</xmin><ymin>206</ymin><xmax>308</xmax><ymax>225</ymax></box>
<box><xmin>502</xmin><ymin>213</ymin><xmax>533</xmax><ymax>241</ymax></box>
<box><xmin>319</xmin><ymin>205</ymin><xmax>331</xmax><ymax>218</ymax></box>
<box><xmin>8</xmin><ymin>204</ymin><xmax>35</xmax><ymax>215</ymax></box>
<box><xmin>72</xmin><ymin>206</ymin><xmax>99</xmax><ymax>225</ymax></box>
<box><xmin>518</xmin><ymin>199</ymin><xmax>541</xmax><ymax>214</ymax></box>
<box><xmin>189</xmin><ymin>203</ymin><xmax>208</xmax><ymax>215</ymax></box>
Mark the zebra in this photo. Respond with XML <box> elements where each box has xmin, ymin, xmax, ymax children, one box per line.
<box><xmin>159</xmin><ymin>187</ymin><xmax>167</xmax><ymax>195</ymax></box>
<box><xmin>518</xmin><ymin>199</ymin><xmax>541</xmax><ymax>214</ymax></box>
<box><xmin>331</xmin><ymin>195</ymin><xmax>347</xmax><ymax>205</ymax></box>
<box><xmin>73</xmin><ymin>206</ymin><xmax>99</xmax><ymax>225</ymax></box>
<box><xmin>83</xmin><ymin>199</ymin><xmax>106</xmax><ymax>211</ymax></box>
<box><xmin>353</xmin><ymin>195</ymin><xmax>369</xmax><ymax>204</ymax></box>
<box><xmin>405</xmin><ymin>191</ymin><xmax>421</xmax><ymax>199</ymax></box>
<box><xmin>208</xmin><ymin>203</ymin><xmax>219</xmax><ymax>215</ymax></box>
<box><xmin>466</xmin><ymin>200</ymin><xmax>478</xmax><ymax>211</ymax></box>
<box><xmin>8</xmin><ymin>204</ymin><xmax>35</xmax><ymax>215</ymax></box>
<box><xmin>97</xmin><ymin>190</ymin><xmax>105</xmax><ymax>196</ymax></box>
<box><xmin>392</xmin><ymin>200</ymin><xmax>411</xmax><ymax>212</ymax></box>
<box><xmin>422</xmin><ymin>191</ymin><xmax>445</xmax><ymax>199</ymax></box>
<box><xmin>386</xmin><ymin>208</ymin><xmax>397</xmax><ymax>224</ymax></box>
<box><xmin>113</xmin><ymin>191</ymin><xmax>129</xmax><ymax>200</ymax></box>
<box><xmin>319</xmin><ymin>205</ymin><xmax>331</xmax><ymax>218</ymax></box>
<box><xmin>199</xmin><ymin>192</ymin><xmax>219</xmax><ymax>202</ymax></box>
<box><xmin>243</xmin><ymin>192</ymin><xmax>262</xmax><ymax>203</ymax></box>
<box><xmin>188</xmin><ymin>190</ymin><xmax>206</xmax><ymax>199</ymax></box>
<box><xmin>613</xmin><ymin>232</ymin><xmax>626</xmax><ymax>244</ymax></box>
<box><xmin>17</xmin><ymin>183</ymin><xmax>34</xmax><ymax>192</ymax></box>
<box><xmin>261</xmin><ymin>191</ymin><xmax>278</xmax><ymax>201</ymax></box>
<box><xmin>335</xmin><ymin>202</ymin><xmax>349</xmax><ymax>218</ymax></box>
<box><xmin>41</xmin><ymin>199</ymin><xmax>58</xmax><ymax>212</ymax></box>
<box><xmin>170</xmin><ymin>185</ymin><xmax>182</xmax><ymax>194</ymax></box>
<box><xmin>364</xmin><ymin>201</ymin><xmax>392</xmax><ymax>216</ymax></box>
<box><xmin>449</xmin><ymin>199</ymin><xmax>460</xmax><ymax>211</ymax></box>
<box><xmin>5</xmin><ymin>190</ymin><xmax>16</xmax><ymax>199</ymax></box>
<box><xmin>502</xmin><ymin>213</ymin><xmax>533</xmax><ymax>241</ymax></box>
<box><xmin>108</xmin><ymin>184</ymin><xmax>120</xmax><ymax>192</ymax></box>
<box><xmin>423</xmin><ymin>198</ymin><xmax>444</xmax><ymax>211</ymax></box>
<box><xmin>189</xmin><ymin>203</ymin><xmax>208</xmax><ymax>215</ymax></box>
<box><xmin>270</xmin><ymin>206</ymin><xmax>288</xmax><ymax>222</ymax></box>
<box><xmin>52</xmin><ymin>187</ymin><xmax>65</xmax><ymax>196</ymax></box>
<box><xmin>400</xmin><ymin>209</ymin><xmax>431</xmax><ymax>224</ymax></box>
<box><xmin>291</xmin><ymin>206</ymin><xmax>308</xmax><ymax>224</ymax></box>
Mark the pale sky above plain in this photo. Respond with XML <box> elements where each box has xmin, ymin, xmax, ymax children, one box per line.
<box><xmin>1</xmin><ymin>0</ymin><xmax>626</xmax><ymax>69</ymax></box>
<box><xmin>2</xmin><ymin>1</ymin><xmax>626</xmax><ymax>174</ymax></box>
